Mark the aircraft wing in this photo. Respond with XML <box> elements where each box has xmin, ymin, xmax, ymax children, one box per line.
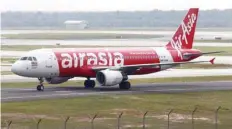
<box><xmin>92</xmin><ymin>58</ymin><xmax>215</xmax><ymax>73</ymax></box>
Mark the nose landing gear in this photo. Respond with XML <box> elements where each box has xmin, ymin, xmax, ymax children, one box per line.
<box><xmin>37</xmin><ymin>77</ymin><xmax>44</xmax><ymax>91</ymax></box>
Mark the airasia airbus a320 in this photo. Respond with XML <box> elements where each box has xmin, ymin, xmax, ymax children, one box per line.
<box><xmin>11</xmin><ymin>8</ymin><xmax>218</xmax><ymax>91</ymax></box>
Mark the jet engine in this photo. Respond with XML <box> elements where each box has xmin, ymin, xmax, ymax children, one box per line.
<box><xmin>96</xmin><ymin>69</ymin><xmax>128</xmax><ymax>86</ymax></box>
<box><xmin>45</xmin><ymin>77</ymin><xmax>71</xmax><ymax>84</ymax></box>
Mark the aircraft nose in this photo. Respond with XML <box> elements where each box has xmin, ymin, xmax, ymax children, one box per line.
<box><xmin>11</xmin><ymin>61</ymin><xmax>23</xmax><ymax>75</ymax></box>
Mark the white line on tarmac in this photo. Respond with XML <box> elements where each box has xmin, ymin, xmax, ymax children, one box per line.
<box><xmin>1</xmin><ymin>91</ymin><xmax>131</xmax><ymax>100</ymax></box>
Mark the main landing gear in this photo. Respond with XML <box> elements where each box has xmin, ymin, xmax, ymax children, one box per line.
<box><xmin>37</xmin><ymin>77</ymin><xmax>44</xmax><ymax>91</ymax></box>
<box><xmin>119</xmin><ymin>81</ymin><xmax>131</xmax><ymax>90</ymax></box>
<box><xmin>83</xmin><ymin>77</ymin><xmax>131</xmax><ymax>90</ymax></box>
<box><xmin>84</xmin><ymin>77</ymin><xmax>96</xmax><ymax>88</ymax></box>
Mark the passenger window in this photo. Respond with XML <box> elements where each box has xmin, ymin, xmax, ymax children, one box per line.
<box><xmin>28</xmin><ymin>57</ymin><xmax>33</xmax><ymax>61</ymax></box>
<box><xmin>33</xmin><ymin>57</ymin><xmax>37</xmax><ymax>61</ymax></box>
<box><xmin>20</xmin><ymin>57</ymin><xmax>28</xmax><ymax>60</ymax></box>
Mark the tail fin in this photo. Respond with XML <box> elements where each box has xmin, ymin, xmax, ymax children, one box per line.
<box><xmin>166</xmin><ymin>8</ymin><xmax>199</xmax><ymax>50</ymax></box>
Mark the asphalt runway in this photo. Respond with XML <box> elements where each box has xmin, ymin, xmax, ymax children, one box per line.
<box><xmin>2</xmin><ymin>81</ymin><xmax>232</xmax><ymax>102</ymax></box>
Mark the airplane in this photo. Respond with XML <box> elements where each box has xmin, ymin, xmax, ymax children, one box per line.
<box><xmin>11</xmin><ymin>8</ymin><xmax>219</xmax><ymax>91</ymax></box>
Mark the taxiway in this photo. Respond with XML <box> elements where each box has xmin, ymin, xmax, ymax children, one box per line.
<box><xmin>1</xmin><ymin>81</ymin><xmax>232</xmax><ymax>102</ymax></box>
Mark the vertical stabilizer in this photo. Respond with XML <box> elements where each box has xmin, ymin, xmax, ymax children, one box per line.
<box><xmin>166</xmin><ymin>8</ymin><xmax>199</xmax><ymax>50</ymax></box>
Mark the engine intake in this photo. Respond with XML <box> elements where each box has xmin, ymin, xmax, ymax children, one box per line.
<box><xmin>45</xmin><ymin>77</ymin><xmax>71</xmax><ymax>84</ymax></box>
<box><xmin>96</xmin><ymin>69</ymin><xmax>127</xmax><ymax>86</ymax></box>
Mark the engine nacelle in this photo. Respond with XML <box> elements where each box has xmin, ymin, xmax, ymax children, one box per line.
<box><xmin>45</xmin><ymin>77</ymin><xmax>71</xmax><ymax>84</ymax></box>
<box><xmin>96</xmin><ymin>69</ymin><xmax>127</xmax><ymax>86</ymax></box>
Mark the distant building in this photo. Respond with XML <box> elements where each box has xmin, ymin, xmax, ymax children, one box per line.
<box><xmin>64</xmin><ymin>20</ymin><xmax>88</xmax><ymax>29</ymax></box>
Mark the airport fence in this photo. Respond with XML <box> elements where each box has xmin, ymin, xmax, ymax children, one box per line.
<box><xmin>2</xmin><ymin>106</ymin><xmax>231</xmax><ymax>129</ymax></box>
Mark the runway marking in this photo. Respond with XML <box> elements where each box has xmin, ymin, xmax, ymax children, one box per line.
<box><xmin>55</xmin><ymin>91</ymin><xmax>73</xmax><ymax>93</ymax></box>
<box><xmin>0</xmin><ymin>88</ymin><xmax>35</xmax><ymax>91</ymax></box>
<box><xmin>1</xmin><ymin>91</ymin><xmax>132</xmax><ymax>100</ymax></box>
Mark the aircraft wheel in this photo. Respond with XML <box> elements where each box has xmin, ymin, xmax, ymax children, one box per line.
<box><xmin>84</xmin><ymin>80</ymin><xmax>95</xmax><ymax>88</ymax></box>
<box><xmin>37</xmin><ymin>84</ymin><xmax>44</xmax><ymax>91</ymax></box>
<box><xmin>119</xmin><ymin>81</ymin><xmax>131</xmax><ymax>90</ymax></box>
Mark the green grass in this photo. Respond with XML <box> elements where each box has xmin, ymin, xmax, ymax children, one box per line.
<box><xmin>2</xmin><ymin>33</ymin><xmax>163</xmax><ymax>40</ymax></box>
<box><xmin>176</xmin><ymin>64</ymin><xmax>232</xmax><ymax>69</ymax></box>
<box><xmin>2</xmin><ymin>91</ymin><xmax>232</xmax><ymax>129</ymax></box>
<box><xmin>1</xmin><ymin>71</ymin><xmax>14</xmax><ymax>75</ymax></box>
<box><xmin>1</xmin><ymin>75</ymin><xmax>232</xmax><ymax>88</ymax></box>
<box><xmin>193</xmin><ymin>46</ymin><xmax>232</xmax><ymax>56</ymax></box>
<box><xmin>194</xmin><ymin>39</ymin><xmax>232</xmax><ymax>43</ymax></box>
<box><xmin>1</xmin><ymin>58</ymin><xmax>18</xmax><ymax>63</ymax></box>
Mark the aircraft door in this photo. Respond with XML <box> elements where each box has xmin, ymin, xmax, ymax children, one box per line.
<box><xmin>46</xmin><ymin>55</ymin><xmax>53</xmax><ymax>68</ymax></box>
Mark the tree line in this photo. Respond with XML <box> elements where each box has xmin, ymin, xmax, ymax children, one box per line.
<box><xmin>2</xmin><ymin>9</ymin><xmax>232</xmax><ymax>29</ymax></box>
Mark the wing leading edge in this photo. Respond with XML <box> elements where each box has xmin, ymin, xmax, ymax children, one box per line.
<box><xmin>92</xmin><ymin>58</ymin><xmax>215</xmax><ymax>72</ymax></box>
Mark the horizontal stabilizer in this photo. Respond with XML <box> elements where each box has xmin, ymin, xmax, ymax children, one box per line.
<box><xmin>210</xmin><ymin>58</ymin><xmax>216</xmax><ymax>64</ymax></box>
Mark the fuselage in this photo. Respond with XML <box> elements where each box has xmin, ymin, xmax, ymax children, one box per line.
<box><xmin>11</xmin><ymin>47</ymin><xmax>201</xmax><ymax>78</ymax></box>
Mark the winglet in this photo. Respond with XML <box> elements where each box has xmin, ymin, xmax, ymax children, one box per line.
<box><xmin>210</xmin><ymin>58</ymin><xmax>216</xmax><ymax>64</ymax></box>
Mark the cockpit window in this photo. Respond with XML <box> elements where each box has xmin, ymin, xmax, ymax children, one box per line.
<box><xmin>28</xmin><ymin>57</ymin><xmax>33</xmax><ymax>61</ymax></box>
<box><xmin>20</xmin><ymin>57</ymin><xmax>28</xmax><ymax>60</ymax></box>
<box><xmin>20</xmin><ymin>56</ymin><xmax>37</xmax><ymax>61</ymax></box>
<box><xmin>33</xmin><ymin>57</ymin><xmax>37</xmax><ymax>61</ymax></box>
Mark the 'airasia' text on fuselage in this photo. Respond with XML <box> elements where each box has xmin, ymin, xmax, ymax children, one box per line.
<box><xmin>57</xmin><ymin>52</ymin><xmax>124</xmax><ymax>68</ymax></box>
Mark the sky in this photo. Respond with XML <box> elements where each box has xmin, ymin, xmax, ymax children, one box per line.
<box><xmin>1</xmin><ymin>0</ymin><xmax>232</xmax><ymax>12</ymax></box>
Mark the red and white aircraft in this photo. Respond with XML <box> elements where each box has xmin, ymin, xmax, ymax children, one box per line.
<box><xmin>11</xmin><ymin>8</ymin><xmax>218</xmax><ymax>91</ymax></box>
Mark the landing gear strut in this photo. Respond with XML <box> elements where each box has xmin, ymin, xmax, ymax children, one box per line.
<box><xmin>37</xmin><ymin>77</ymin><xmax>44</xmax><ymax>91</ymax></box>
<box><xmin>84</xmin><ymin>77</ymin><xmax>95</xmax><ymax>88</ymax></box>
<box><xmin>119</xmin><ymin>81</ymin><xmax>131</xmax><ymax>90</ymax></box>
